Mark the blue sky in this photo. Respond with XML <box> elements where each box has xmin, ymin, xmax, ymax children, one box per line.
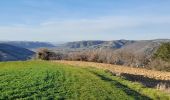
<box><xmin>0</xmin><ymin>0</ymin><xmax>170</xmax><ymax>42</ymax></box>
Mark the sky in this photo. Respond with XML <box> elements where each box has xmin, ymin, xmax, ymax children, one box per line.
<box><xmin>0</xmin><ymin>0</ymin><xmax>170</xmax><ymax>42</ymax></box>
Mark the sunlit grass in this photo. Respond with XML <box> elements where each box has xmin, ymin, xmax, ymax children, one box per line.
<box><xmin>0</xmin><ymin>61</ymin><xmax>169</xmax><ymax>100</ymax></box>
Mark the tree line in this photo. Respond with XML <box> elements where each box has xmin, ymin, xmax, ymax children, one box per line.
<box><xmin>36</xmin><ymin>43</ymin><xmax>170</xmax><ymax>72</ymax></box>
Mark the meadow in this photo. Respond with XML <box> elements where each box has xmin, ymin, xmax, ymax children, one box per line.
<box><xmin>0</xmin><ymin>61</ymin><xmax>169</xmax><ymax>100</ymax></box>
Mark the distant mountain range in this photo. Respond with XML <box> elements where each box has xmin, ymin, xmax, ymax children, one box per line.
<box><xmin>114</xmin><ymin>40</ymin><xmax>166</xmax><ymax>56</ymax></box>
<box><xmin>0</xmin><ymin>43</ymin><xmax>35</xmax><ymax>61</ymax></box>
<box><xmin>62</xmin><ymin>40</ymin><xmax>136</xmax><ymax>49</ymax></box>
<box><xmin>0</xmin><ymin>39</ymin><xmax>170</xmax><ymax>61</ymax></box>
<box><xmin>56</xmin><ymin>39</ymin><xmax>170</xmax><ymax>56</ymax></box>
<box><xmin>0</xmin><ymin>41</ymin><xmax>55</xmax><ymax>49</ymax></box>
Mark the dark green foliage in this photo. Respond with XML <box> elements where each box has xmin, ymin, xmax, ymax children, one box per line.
<box><xmin>36</xmin><ymin>48</ymin><xmax>55</xmax><ymax>60</ymax></box>
<box><xmin>154</xmin><ymin>42</ymin><xmax>170</xmax><ymax>61</ymax></box>
<box><xmin>149</xmin><ymin>43</ymin><xmax>170</xmax><ymax>71</ymax></box>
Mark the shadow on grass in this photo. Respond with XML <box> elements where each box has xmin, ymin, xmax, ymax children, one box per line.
<box><xmin>120</xmin><ymin>73</ymin><xmax>170</xmax><ymax>88</ymax></box>
<box><xmin>91</xmin><ymin>71</ymin><xmax>151</xmax><ymax>100</ymax></box>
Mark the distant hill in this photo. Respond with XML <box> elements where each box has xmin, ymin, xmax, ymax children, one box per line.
<box><xmin>0</xmin><ymin>43</ymin><xmax>35</xmax><ymax>61</ymax></box>
<box><xmin>56</xmin><ymin>39</ymin><xmax>170</xmax><ymax>56</ymax></box>
<box><xmin>0</xmin><ymin>41</ymin><xmax>55</xmax><ymax>49</ymax></box>
<box><xmin>1</xmin><ymin>39</ymin><xmax>169</xmax><ymax>61</ymax></box>
<box><xmin>115</xmin><ymin>39</ymin><xmax>170</xmax><ymax>57</ymax></box>
<box><xmin>61</xmin><ymin>40</ymin><xmax>135</xmax><ymax>49</ymax></box>
<box><xmin>63</xmin><ymin>40</ymin><xmax>105</xmax><ymax>48</ymax></box>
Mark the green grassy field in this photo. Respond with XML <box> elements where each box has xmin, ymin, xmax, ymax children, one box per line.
<box><xmin>0</xmin><ymin>61</ymin><xmax>169</xmax><ymax>100</ymax></box>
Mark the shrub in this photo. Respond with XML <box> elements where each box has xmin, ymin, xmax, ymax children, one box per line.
<box><xmin>87</xmin><ymin>50</ymin><xmax>100</xmax><ymax>62</ymax></box>
<box><xmin>148</xmin><ymin>42</ymin><xmax>170</xmax><ymax>71</ymax></box>
<box><xmin>58</xmin><ymin>49</ymin><xmax>150</xmax><ymax>68</ymax></box>
<box><xmin>154</xmin><ymin>42</ymin><xmax>170</xmax><ymax>61</ymax></box>
<box><xmin>148</xmin><ymin>59</ymin><xmax>170</xmax><ymax>71</ymax></box>
<box><xmin>36</xmin><ymin>48</ymin><xmax>55</xmax><ymax>60</ymax></box>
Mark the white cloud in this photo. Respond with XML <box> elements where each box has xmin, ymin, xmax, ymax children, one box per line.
<box><xmin>0</xmin><ymin>16</ymin><xmax>170</xmax><ymax>41</ymax></box>
<box><xmin>40</xmin><ymin>16</ymin><xmax>141</xmax><ymax>33</ymax></box>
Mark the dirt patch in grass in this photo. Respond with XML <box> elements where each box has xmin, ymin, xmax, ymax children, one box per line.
<box><xmin>55</xmin><ymin>60</ymin><xmax>170</xmax><ymax>80</ymax></box>
<box><xmin>54</xmin><ymin>60</ymin><xmax>170</xmax><ymax>93</ymax></box>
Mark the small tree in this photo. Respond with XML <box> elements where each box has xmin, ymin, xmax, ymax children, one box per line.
<box><xmin>149</xmin><ymin>42</ymin><xmax>170</xmax><ymax>71</ymax></box>
<box><xmin>154</xmin><ymin>42</ymin><xmax>170</xmax><ymax>61</ymax></box>
<box><xmin>36</xmin><ymin>48</ymin><xmax>52</xmax><ymax>60</ymax></box>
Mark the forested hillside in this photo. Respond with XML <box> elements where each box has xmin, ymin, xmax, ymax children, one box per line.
<box><xmin>0</xmin><ymin>44</ymin><xmax>34</xmax><ymax>61</ymax></box>
<box><xmin>0</xmin><ymin>41</ymin><xmax>55</xmax><ymax>49</ymax></box>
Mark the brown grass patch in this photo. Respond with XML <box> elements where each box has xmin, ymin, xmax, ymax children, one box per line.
<box><xmin>54</xmin><ymin>60</ymin><xmax>170</xmax><ymax>93</ymax></box>
<box><xmin>54</xmin><ymin>60</ymin><xmax>170</xmax><ymax>80</ymax></box>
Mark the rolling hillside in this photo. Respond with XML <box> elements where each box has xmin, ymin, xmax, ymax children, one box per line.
<box><xmin>1</xmin><ymin>39</ymin><xmax>169</xmax><ymax>61</ymax></box>
<box><xmin>0</xmin><ymin>41</ymin><xmax>55</xmax><ymax>49</ymax></box>
<box><xmin>0</xmin><ymin>61</ymin><xmax>169</xmax><ymax>99</ymax></box>
<box><xmin>55</xmin><ymin>39</ymin><xmax>170</xmax><ymax>56</ymax></box>
<box><xmin>0</xmin><ymin>43</ymin><xmax>34</xmax><ymax>61</ymax></box>
<box><xmin>61</xmin><ymin>40</ymin><xmax>135</xmax><ymax>49</ymax></box>
<box><xmin>115</xmin><ymin>39</ymin><xmax>170</xmax><ymax>56</ymax></box>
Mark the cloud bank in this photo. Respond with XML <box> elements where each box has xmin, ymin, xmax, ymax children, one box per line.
<box><xmin>0</xmin><ymin>16</ymin><xmax>170</xmax><ymax>42</ymax></box>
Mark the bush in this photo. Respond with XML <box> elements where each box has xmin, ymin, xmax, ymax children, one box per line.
<box><xmin>36</xmin><ymin>48</ymin><xmax>55</xmax><ymax>60</ymax></box>
<box><xmin>148</xmin><ymin>42</ymin><xmax>170</xmax><ymax>71</ymax></box>
<box><xmin>154</xmin><ymin>42</ymin><xmax>170</xmax><ymax>61</ymax></box>
<box><xmin>148</xmin><ymin>59</ymin><xmax>170</xmax><ymax>71</ymax></box>
<box><xmin>62</xmin><ymin>49</ymin><xmax>149</xmax><ymax>68</ymax></box>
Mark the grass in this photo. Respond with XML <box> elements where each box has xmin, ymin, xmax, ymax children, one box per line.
<box><xmin>0</xmin><ymin>61</ymin><xmax>169</xmax><ymax>100</ymax></box>
<box><xmin>55</xmin><ymin>60</ymin><xmax>170</xmax><ymax>80</ymax></box>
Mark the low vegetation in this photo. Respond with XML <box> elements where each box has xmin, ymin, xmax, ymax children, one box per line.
<box><xmin>154</xmin><ymin>42</ymin><xmax>170</xmax><ymax>61</ymax></box>
<box><xmin>0</xmin><ymin>61</ymin><xmax>169</xmax><ymax>99</ymax></box>
<box><xmin>37</xmin><ymin>48</ymin><xmax>149</xmax><ymax>67</ymax></box>
<box><xmin>36</xmin><ymin>48</ymin><xmax>57</xmax><ymax>60</ymax></box>
<box><xmin>148</xmin><ymin>42</ymin><xmax>170</xmax><ymax>72</ymax></box>
<box><xmin>37</xmin><ymin>42</ymin><xmax>170</xmax><ymax>72</ymax></box>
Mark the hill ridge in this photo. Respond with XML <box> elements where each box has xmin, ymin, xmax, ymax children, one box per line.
<box><xmin>0</xmin><ymin>43</ymin><xmax>35</xmax><ymax>61</ymax></box>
